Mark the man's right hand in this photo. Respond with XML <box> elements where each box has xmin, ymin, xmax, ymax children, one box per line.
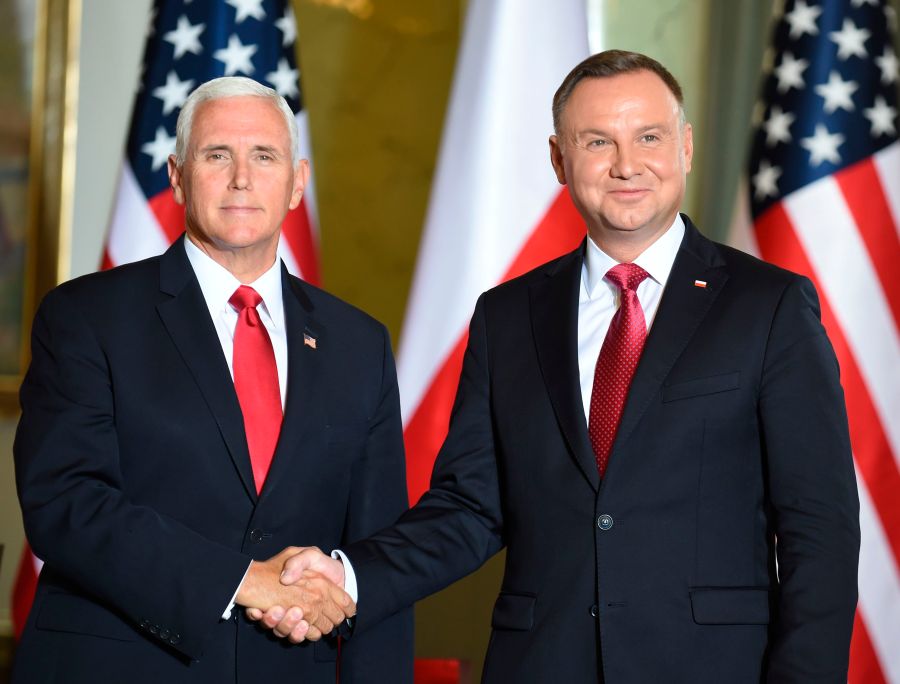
<box><xmin>237</xmin><ymin>547</ymin><xmax>354</xmax><ymax>643</ymax></box>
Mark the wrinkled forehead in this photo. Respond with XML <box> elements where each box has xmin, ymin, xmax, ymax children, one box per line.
<box><xmin>192</xmin><ymin>96</ymin><xmax>290</xmax><ymax>141</ymax></box>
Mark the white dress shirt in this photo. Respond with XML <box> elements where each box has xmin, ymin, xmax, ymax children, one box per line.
<box><xmin>341</xmin><ymin>216</ymin><xmax>687</xmax><ymax>609</ymax></box>
<box><xmin>577</xmin><ymin>215</ymin><xmax>685</xmax><ymax>419</ymax></box>
<box><xmin>185</xmin><ymin>237</ymin><xmax>363</xmax><ymax>617</ymax></box>
<box><xmin>183</xmin><ymin>236</ymin><xmax>289</xmax><ymax>618</ymax></box>
<box><xmin>184</xmin><ymin>235</ymin><xmax>288</xmax><ymax>408</ymax></box>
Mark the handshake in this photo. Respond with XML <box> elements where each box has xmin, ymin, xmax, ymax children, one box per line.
<box><xmin>236</xmin><ymin>546</ymin><xmax>349</xmax><ymax>643</ymax></box>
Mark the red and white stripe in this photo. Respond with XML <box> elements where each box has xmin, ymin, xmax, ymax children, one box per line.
<box><xmin>103</xmin><ymin>110</ymin><xmax>320</xmax><ymax>283</ymax></box>
<box><xmin>398</xmin><ymin>0</ymin><xmax>590</xmax><ymax>504</ymax></box>
<box><xmin>732</xmin><ymin>141</ymin><xmax>900</xmax><ymax>683</ymax></box>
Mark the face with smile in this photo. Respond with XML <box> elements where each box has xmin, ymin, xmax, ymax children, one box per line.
<box><xmin>549</xmin><ymin>69</ymin><xmax>692</xmax><ymax>258</ymax></box>
<box><xmin>168</xmin><ymin>95</ymin><xmax>308</xmax><ymax>279</ymax></box>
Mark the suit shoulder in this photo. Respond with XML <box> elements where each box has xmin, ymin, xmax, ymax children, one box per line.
<box><xmin>289</xmin><ymin>276</ymin><xmax>390</xmax><ymax>339</ymax></box>
<box><xmin>46</xmin><ymin>256</ymin><xmax>162</xmax><ymax>308</ymax></box>
<box><xmin>715</xmin><ymin>242</ymin><xmax>811</xmax><ymax>290</ymax></box>
<box><xmin>483</xmin><ymin>247</ymin><xmax>582</xmax><ymax>302</ymax></box>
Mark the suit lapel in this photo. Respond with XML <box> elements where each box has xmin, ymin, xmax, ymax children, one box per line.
<box><xmin>530</xmin><ymin>244</ymin><xmax>600</xmax><ymax>492</ymax></box>
<box><xmin>258</xmin><ymin>268</ymin><xmax>325</xmax><ymax>502</ymax></box>
<box><xmin>156</xmin><ymin>239</ymin><xmax>258</xmax><ymax>502</ymax></box>
<box><xmin>604</xmin><ymin>217</ymin><xmax>728</xmax><ymax>479</ymax></box>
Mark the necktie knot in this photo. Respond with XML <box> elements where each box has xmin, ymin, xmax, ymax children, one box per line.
<box><xmin>606</xmin><ymin>263</ymin><xmax>649</xmax><ymax>294</ymax></box>
<box><xmin>229</xmin><ymin>285</ymin><xmax>263</xmax><ymax>312</ymax></box>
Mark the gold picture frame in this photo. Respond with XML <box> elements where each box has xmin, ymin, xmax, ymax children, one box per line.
<box><xmin>0</xmin><ymin>0</ymin><xmax>80</xmax><ymax>411</ymax></box>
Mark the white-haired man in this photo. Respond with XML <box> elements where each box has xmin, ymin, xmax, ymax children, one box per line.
<box><xmin>13</xmin><ymin>77</ymin><xmax>413</xmax><ymax>683</ymax></box>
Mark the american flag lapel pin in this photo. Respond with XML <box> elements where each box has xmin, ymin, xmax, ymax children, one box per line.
<box><xmin>694</xmin><ymin>280</ymin><xmax>708</xmax><ymax>289</ymax></box>
<box><xmin>303</xmin><ymin>332</ymin><xmax>317</xmax><ymax>349</ymax></box>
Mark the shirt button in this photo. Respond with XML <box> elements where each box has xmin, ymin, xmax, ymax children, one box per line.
<box><xmin>597</xmin><ymin>514</ymin><xmax>614</xmax><ymax>531</ymax></box>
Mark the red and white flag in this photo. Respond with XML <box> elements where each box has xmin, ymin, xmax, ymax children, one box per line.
<box><xmin>399</xmin><ymin>0</ymin><xmax>590</xmax><ymax>504</ymax></box>
<box><xmin>731</xmin><ymin>1</ymin><xmax>900</xmax><ymax>681</ymax></box>
<box><xmin>12</xmin><ymin>0</ymin><xmax>319</xmax><ymax>639</ymax></box>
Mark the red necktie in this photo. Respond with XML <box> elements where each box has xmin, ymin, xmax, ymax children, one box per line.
<box><xmin>589</xmin><ymin>263</ymin><xmax>650</xmax><ymax>477</ymax></box>
<box><xmin>229</xmin><ymin>285</ymin><xmax>282</xmax><ymax>493</ymax></box>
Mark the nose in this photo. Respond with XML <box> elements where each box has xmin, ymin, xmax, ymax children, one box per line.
<box><xmin>610</xmin><ymin>144</ymin><xmax>639</xmax><ymax>179</ymax></box>
<box><xmin>230</xmin><ymin>157</ymin><xmax>251</xmax><ymax>190</ymax></box>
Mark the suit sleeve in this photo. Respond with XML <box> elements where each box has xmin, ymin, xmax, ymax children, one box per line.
<box><xmin>337</xmin><ymin>323</ymin><xmax>414</xmax><ymax>683</ymax></box>
<box><xmin>14</xmin><ymin>288</ymin><xmax>250</xmax><ymax>659</ymax></box>
<box><xmin>760</xmin><ymin>276</ymin><xmax>860</xmax><ymax>683</ymax></box>
<box><xmin>343</xmin><ymin>294</ymin><xmax>505</xmax><ymax>631</ymax></box>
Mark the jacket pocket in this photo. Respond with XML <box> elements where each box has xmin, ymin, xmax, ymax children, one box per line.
<box><xmin>36</xmin><ymin>591</ymin><xmax>139</xmax><ymax>641</ymax></box>
<box><xmin>690</xmin><ymin>587</ymin><xmax>771</xmax><ymax>625</ymax></box>
<box><xmin>491</xmin><ymin>592</ymin><xmax>536</xmax><ymax>631</ymax></box>
<box><xmin>662</xmin><ymin>371</ymin><xmax>741</xmax><ymax>402</ymax></box>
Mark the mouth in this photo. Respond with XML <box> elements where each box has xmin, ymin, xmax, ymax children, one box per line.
<box><xmin>608</xmin><ymin>189</ymin><xmax>650</xmax><ymax>201</ymax></box>
<box><xmin>221</xmin><ymin>206</ymin><xmax>262</xmax><ymax>214</ymax></box>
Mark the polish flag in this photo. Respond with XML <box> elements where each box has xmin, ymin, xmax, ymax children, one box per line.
<box><xmin>399</xmin><ymin>0</ymin><xmax>590</xmax><ymax>504</ymax></box>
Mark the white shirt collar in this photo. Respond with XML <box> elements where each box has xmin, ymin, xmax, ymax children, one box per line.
<box><xmin>583</xmin><ymin>214</ymin><xmax>685</xmax><ymax>298</ymax></box>
<box><xmin>183</xmin><ymin>235</ymin><xmax>284</xmax><ymax>327</ymax></box>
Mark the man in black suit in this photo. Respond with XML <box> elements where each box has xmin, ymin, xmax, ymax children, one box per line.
<box><xmin>13</xmin><ymin>77</ymin><xmax>412</xmax><ymax>683</ymax></box>
<box><xmin>271</xmin><ymin>51</ymin><xmax>860</xmax><ymax>683</ymax></box>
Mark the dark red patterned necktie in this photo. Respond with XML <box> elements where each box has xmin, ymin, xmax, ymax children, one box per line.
<box><xmin>229</xmin><ymin>285</ymin><xmax>282</xmax><ymax>493</ymax></box>
<box><xmin>589</xmin><ymin>263</ymin><xmax>650</xmax><ymax>477</ymax></box>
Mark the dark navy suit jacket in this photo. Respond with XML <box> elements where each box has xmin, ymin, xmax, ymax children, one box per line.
<box><xmin>14</xmin><ymin>238</ymin><xmax>413</xmax><ymax>683</ymax></box>
<box><xmin>345</xmin><ymin>216</ymin><xmax>859</xmax><ymax>683</ymax></box>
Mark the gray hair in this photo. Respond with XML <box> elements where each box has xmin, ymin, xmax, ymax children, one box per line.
<box><xmin>174</xmin><ymin>76</ymin><xmax>299</xmax><ymax>166</ymax></box>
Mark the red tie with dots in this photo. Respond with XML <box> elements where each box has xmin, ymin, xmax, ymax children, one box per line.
<box><xmin>229</xmin><ymin>285</ymin><xmax>282</xmax><ymax>493</ymax></box>
<box><xmin>589</xmin><ymin>263</ymin><xmax>650</xmax><ymax>477</ymax></box>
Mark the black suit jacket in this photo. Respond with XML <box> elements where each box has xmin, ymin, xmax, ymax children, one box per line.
<box><xmin>345</xmin><ymin>217</ymin><xmax>859</xmax><ymax>683</ymax></box>
<box><xmin>13</xmin><ymin>239</ymin><xmax>413</xmax><ymax>683</ymax></box>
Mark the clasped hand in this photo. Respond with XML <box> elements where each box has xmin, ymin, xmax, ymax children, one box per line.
<box><xmin>237</xmin><ymin>546</ymin><xmax>350</xmax><ymax>643</ymax></box>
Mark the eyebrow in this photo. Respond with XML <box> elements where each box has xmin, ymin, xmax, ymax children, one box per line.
<box><xmin>575</xmin><ymin>122</ymin><xmax>672</xmax><ymax>138</ymax></box>
<box><xmin>197</xmin><ymin>144</ymin><xmax>285</xmax><ymax>156</ymax></box>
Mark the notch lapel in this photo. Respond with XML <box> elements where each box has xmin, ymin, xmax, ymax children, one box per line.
<box><xmin>258</xmin><ymin>268</ymin><xmax>325</xmax><ymax>501</ymax></box>
<box><xmin>603</xmin><ymin>218</ymin><xmax>729</xmax><ymax>480</ymax></box>
<box><xmin>530</xmin><ymin>244</ymin><xmax>600</xmax><ymax>492</ymax></box>
<box><xmin>156</xmin><ymin>240</ymin><xmax>257</xmax><ymax>502</ymax></box>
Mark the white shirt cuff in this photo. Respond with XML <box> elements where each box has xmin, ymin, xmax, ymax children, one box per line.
<box><xmin>222</xmin><ymin>561</ymin><xmax>253</xmax><ymax>620</ymax></box>
<box><xmin>331</xmin><ymin>550</ymin><xmax>358</xmax><ymax>603</ymax></box>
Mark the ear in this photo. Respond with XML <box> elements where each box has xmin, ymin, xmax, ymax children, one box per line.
<box><xmin>168</xmin><ymin>155</ymin><xmax>186</xmax><ymax>205</ymax></box>
<box><xmin>549</xmin><ymin>135</ymin><xmax>567</xmax><ymax>185</ymax></box>
<box><xmin>681</xmin><ymin>123</ymin><xmax>694</xmax><ymax>174</ymax></box>
<box><xmin>289</xmin><ymin>159</ymin><xmax>310</xmax><ymax>210</ymax></box>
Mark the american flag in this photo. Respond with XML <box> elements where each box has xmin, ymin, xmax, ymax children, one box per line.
<box><xmin>740</xmin><ymin>0</ymin><xmax>900</xmax><ymax>681</ymax></box>
<box><xmin>11</xmin><ymin>0</ymin><xmax>319</xmax><ymax>640</ymax></box>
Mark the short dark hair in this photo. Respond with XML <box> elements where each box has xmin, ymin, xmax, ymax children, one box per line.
<box><xmin>552</xmin><ymin>50</ymin><xmax>685</xmax><ymax>134</ymax></box>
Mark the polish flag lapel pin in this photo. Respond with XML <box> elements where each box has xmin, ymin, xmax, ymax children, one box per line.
<box><xmin>693</xmin><ymin>279</ymin><xmax>708</xmax><ymax>289</ymax></box>
<box><xmin>303</xmin><ymin>332</ymin><xmax>317</xmax><ymax>349</ymax></box>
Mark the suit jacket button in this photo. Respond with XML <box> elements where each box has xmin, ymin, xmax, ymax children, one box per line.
<box><xmin>589</xmin><ymin>604</ymin><xmax>599</xmax><ymax>618</ymax></box>
<box><xmin>160</xmin><ymin>629</ymin><xmax>170</xmax><ymax>640</ymax></box>
<box><xmin>170</xmin><ymin>634</ymin><xmax>181</xmax><ymax>645</ymax></box>
<box><xmin>597</xmin><ymin>514</ymin><xmax>614</xmax><ymax>531</ymax></box>
<box><xmin>149</xmin><ymin>624</ymin><xmax>159</xmax><ymax>635</ymax></box>
<box><xmin>140</xmin><ymin>618</ymin><xmax>150</xmax><ymax>628</ymax></box>
<box><xmin>249</xmin><ymin>528</ymin><xmax>265</xmax><ymax>544</ymax></box>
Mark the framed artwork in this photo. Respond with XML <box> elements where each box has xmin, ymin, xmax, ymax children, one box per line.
<box><xmin>0</xmin><ymin>0</ymin><xmax>79</xmax><ymax>411</ymax></box>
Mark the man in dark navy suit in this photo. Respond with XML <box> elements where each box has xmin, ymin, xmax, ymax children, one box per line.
<box><xmin>13</xmin><ymin>77</ymin><xmax>412</xmax><ymax>683</ymax></box>
<box><xmin>272</xmin><ymin>51</ymin><xmax>859</xmax><ymax>683</ymax></box>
